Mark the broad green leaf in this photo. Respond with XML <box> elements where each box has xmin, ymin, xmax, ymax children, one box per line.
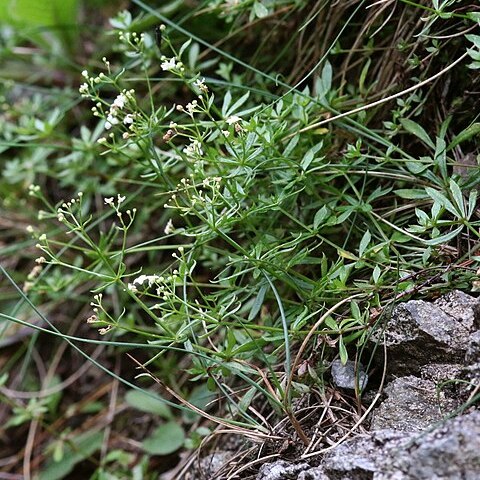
<box><xmin>324</xmin><ymin>316</ymin><xmax>337</xmax><ymax>330</ymax></box>
<box><xmin>125</xmin><ymin>389</ymin><xmax>172</xmax><ymax>419</ymax></box>
<box><xmin>400</xmin><ymin>119</ymin><xmax>435</xmax><ymax>149</ymax></box>
<box><xmin>466</xmin><ymin>13</ymin><xmax>480</xmax><ymax>22</ymax></box>
<box><xmin>142</xmin><ymin>422</ymin><xmax>185</xmax><ymax>455</ymax></box>
<box><xmin>466</xmin><ymin>34</ymin><xmax>480</xmax><ymax>49</ymax></box>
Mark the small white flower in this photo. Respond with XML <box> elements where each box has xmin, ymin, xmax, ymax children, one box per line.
<box><xmin>106</xmin><ymin>113</ymin><xmax>119</xmax><ymax>123</ymax></box>
<box><xmin>186</xmin><ymin>100</ymin><xmax>198</xmax><ymax>115</ymax></box>
<box><xmin>161</xmin><ymin>57</ymin><xmax>178</xmax><ymax>71</ymax></box>
<box><xmin>164</xmin><ymin>219</ymin><xmax>174</xmax><ymax>235</ymax></box>
<box><xmin>183</xmin><ymin>139</ymin><xmax>203</xmax><ymax>157</ymax></box>
<box><xmin>226</xmin><ymin>115</ymin><xmax>241</xmax><ymax>125</ymax></box>
<box><xmin>133</xmin><ymin>274</ymin><xmax>160</xmax><ymax>287</ymax></box>
<box><xmin>81</xmin><ymin>70</ymin><xmax>88</xmax><ymax>78</ymax></box>
<box><xmin>79</xmin><ymin>83</ymin><xmax>89</xmax><ymax>94</ymax></box>
<box><xmin>193</xmin><ymin>77</ymin><xmax>208</xmax><ymax>93</ymax></box>
<box><xmin>113</xmin><ymin>93</ymin><xmax>128</xmax><ymax>109</ymax></box>
<box><xmin>117</xmin><ymin>194</ymin><xmax>126</xmax><ymax>204</ymax></box>
<box><xmin>123</xmin><ymin>114</ymin><xmax>134</xmax><ymax>125</ymax></box>
<box><xmin>104</xmin><ymin>197</ymin><xmax>114</xmax><ymax>205</ymax></box>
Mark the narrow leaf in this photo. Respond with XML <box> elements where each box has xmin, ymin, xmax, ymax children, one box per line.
<box><xmin>400</xmin><ymin>118</ymin><xmax>435</xmax><ymax>149</ymax></box>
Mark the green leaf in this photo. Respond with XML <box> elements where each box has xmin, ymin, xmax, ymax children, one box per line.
<box><xmin>248</xmin><ymin>284</ymin><xmax>268</xmax><ymax>320</ymax></box>
<box><xmin>395</xmin><ymin>189</ymin><xmax>429</xmax><ymax>199</ymax></box>
<box><xmin>142</xmin><ymin>422</ymin><xmax>185</xmax><ymax>455</ymax></box>
<box><xmin>253</xmin><ymin>1</ymin><xmax>268</xmax><ymax>18</ymax></box>
<box><xmin>373</xmin><ymin>265</ymin><xmax>381</xmax><ymax>284</ymax></box>
<box><xmin>466</xmin><ymin>34</ymin><xmax>480</xmax><ymax>49</ymax></box>
<box><xmin>324</xmin><ymin>316</ymin><xmax>337</xmax><ymax>330</ymax></box>
<box><xmin>425</xmin><ymin>226</ymin><xmax>463</xmax><ymax>245</ymax></box>
<box><xmin>350</xmin><ymin>301</ymin><xmax>361</xmax><ymax>321</ymax></box>
<box><xmin>358</xmin><ymin>230</ymin><xmax>371</xmax><ymax>257</ymax></box>
<box><xmin>313</xmin><ymin>206</ymin><xmax>328</xmax><ymax>229</ymax></box>
<box><xmin>338</xmin><ymin>336</ymin><xmax>348</xmax><ymax>365</ymax></box>
<box><xmin>466</xmin><ymin>13</ymin><xmax>480</xmax><ymax>22</ymax></box>
<box><xmin>449</xmin><ymin>179</ymin><xmax>465</xmax><ymax>218</ymax></box>
<box><xmin>425</xmin><ymin>187</ymin><xmax>458</xmax><ymax>216</ymax></box>
<box><xmin>316</xmin><ymin>61</ymin><xmax>332</xmax><ymax>101</ymax></box>
<box><xmin>125</xmin><ymin>389</ymin><xmax>172</xmax><ymax>419</ymax></box>
<box><xmin>221</xmin><ymin>90</ymin><xmax>232</xmax><ymax>117</ymax></box>
<box><xmin>238</xmin><ymin>386</ymin><xmax>256</xmax><ymax>413</ymax></box>
<box><xmin>227</xmin><ymin>92</ymin><xmax>250</xmax><ymax>117</ymax></box>
<box><xmin>434</xmin><ymin>137</ymin><xmax>447</xmax><ymax>179</ymax></box>
<box><xmin>447</xmin><ymin>123</ymin><xmax>480</xmax><ymax>151</ymax></box>
<box><xmin>400</xmin><ymin>119</ymin><xmax>435</xmax><ymax>149</ymax></box>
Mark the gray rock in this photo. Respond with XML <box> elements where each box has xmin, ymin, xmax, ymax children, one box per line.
<box><xmin>371</xmin><ymin>376</ymin><xmax>458</xmax><ymax>432</ymax></box>
<box><xmin>256</xmin><ymin>460</ymin><xmax>310</xmax><ymax>480</ymax></box>
<box><xmin>322</xmin><ymin>429</ymin><xmax>408</xmax><ymax>477</ymax></box>
<box><xmin>198</xmin><ymin>451</ymin><xmax>233</xmax><ymax>478</ymax></box>
<box><xmin>322</xmin><ymin>411</ymin><xmax>480</xmax><ymax>479</ymax></box>
<box><xmin>298</xmin><ymin>467</ymin><xmax>331</xmax><ymax>479</ymax></box>
<box><xmin>372</xmin><ymin>291</ymin><xmax>479</xmax><ymax>376</ymax></box>
<box><xmin>465</xmin><ymin>330</ymin><xmax>480</xmax><ymax>364</ymax></box>
<box><xmin>331</xmin><ymin>359</ymin><xmax>368</xmax><ymax>391</ymax></box>
<box><xmin>419</xmin><ymin>363</ymin><xmax>463</xmax><ymax>384</ymax></box>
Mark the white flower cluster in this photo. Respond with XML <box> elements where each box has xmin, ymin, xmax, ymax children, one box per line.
<box><xmin>127</xmin><ymin>271</ymin><xmax>179</xmax><ymax>300</ymax></box>
<box><xmin>103</xmin><ymin>194</ymin><xmax>136</xmax><ymax>226</ymax></box>
<box><xmin>56</xmin><ymin>191</ymin><xmax>84</xmax><ymax>223</ymax></box>
<box><xmin>163</xmin><ymin>176</ymin><xmax>222</xmax><ymax>214</ymax></box>
<box><xmin>103</xmin><ymin>90</ymin><xmax>136</xmax><ymax>130</ymax></box>
<box><xmin>79</xmin><ymin>69</ymin><xmax>106</xmax><ymax>97</ymax></box>
<box><xmin>104</xmin><ymin>194</ymin><xmax>126</xmax><ymax>207</ymax></box>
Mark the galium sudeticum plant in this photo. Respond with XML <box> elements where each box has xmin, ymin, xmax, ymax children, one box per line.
<box><xmin>27</xmin><ymin>14</ymin><xmax>480</xmax><ymax>437</ymax></box>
